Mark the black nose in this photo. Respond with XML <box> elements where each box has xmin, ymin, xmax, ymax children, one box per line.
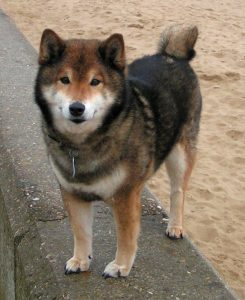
<box><xmin>69</xmin><ymin>102</ymin><xmax>85</xmax><ymax>117</ymax></box>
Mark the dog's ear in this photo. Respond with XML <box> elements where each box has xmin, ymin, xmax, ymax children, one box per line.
<box><xmin>99</xmin><ymin>34</ymin><xmax>126</xmax><ymax>71</ymax></box>
<box><xmin>39</xmin><ymin>29</ymin><xmax>65</xmax><ymax>65</ymax></box>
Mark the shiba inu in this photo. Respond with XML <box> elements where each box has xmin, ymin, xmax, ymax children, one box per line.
<box><xmin>35</xmin><ymin>24</ymin><xmax>202</xmax><ymax>278</ymax></box>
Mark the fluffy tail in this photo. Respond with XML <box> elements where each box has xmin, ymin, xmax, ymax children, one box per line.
<box><xmin>158</xmin><ymin>24</ymin><xmax>198</xmax><ymax>61</ymax></box>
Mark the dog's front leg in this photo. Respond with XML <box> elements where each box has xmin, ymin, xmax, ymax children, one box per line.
<box><xmin>103</xmin><ymin>186</ymin><xmax>142</xmax><ymax>278</ymax></box>
<box><xmin>61</xmin><ymin>188</ymin><xmax>93</xmax><ymax>274</ymax></box>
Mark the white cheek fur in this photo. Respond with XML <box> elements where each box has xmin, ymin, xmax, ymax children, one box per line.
<box><xmin>42</xmin><ymin>86</ymin><xmax>115</xmax><ymax>141</ymax></box>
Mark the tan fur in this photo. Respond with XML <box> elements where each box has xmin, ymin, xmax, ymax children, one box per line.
<box><xmin>159</xmin><ymin>24</ymin><xmax>198</xmax><ymax>59</ymax></box>
<box><xmin>61</xmin><ymin>188</ymin><xmax>93</xmax><ymax>273</ymax></box>
<box><xmin>104</xmin><ymin>185</ymin><xmax>142</xmax><ymax>276</ymax></box>
<box><xmin>182</xmin><ymin>142</ymin><xmax>197</xmax><ymax>191</ymax></box>
<box><xmin>165</xmin><ymin>140</ymin><xmax>196</xmax><ymax>238</ymax></box>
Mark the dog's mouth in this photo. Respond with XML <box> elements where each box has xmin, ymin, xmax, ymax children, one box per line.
<box><xmin>70</xmin><ymin>117</ymin><xmax>86</xmax><ymax>124</ymax></box>
<box><xmin>69</xmin><ymin>111</ymin><xmax>97</xmax><ymax>124</ymax></box>
<box><xmin>67</xmin><ymin>108</ymin><xmax>98</xmax><ymax>125</ymax></box>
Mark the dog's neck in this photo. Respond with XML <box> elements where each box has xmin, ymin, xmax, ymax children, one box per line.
<box><xmin>44</xmin><ymin>126</ymin><xmax>79</xmax><ymax>178</ymax></box>
<box><xmin>44</xmin><ymin>123</ymin><xmax>79</xmax><ymax>149</ymax></box>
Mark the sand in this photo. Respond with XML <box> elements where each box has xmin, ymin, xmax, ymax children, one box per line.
<box><xmin>0</xmin><ymin>0</ymin><xmax>244</xmax><ymax>297</ymax></box>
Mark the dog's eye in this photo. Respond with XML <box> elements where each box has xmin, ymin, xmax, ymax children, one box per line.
<box><xmin>90</xmin><ymin>79</ymin><xmax>101</xmax><ymax>86</ymax></box>
<box><xmin>60</xmin><ymin>76</ymin><xmax>70</xmax><ymax>84</ymax></box>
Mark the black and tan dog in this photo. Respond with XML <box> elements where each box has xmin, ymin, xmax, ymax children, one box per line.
<box><xmin>35</xmin><ymin>24</ymin><xmax>202</xmax><ymax>278</ymax></box>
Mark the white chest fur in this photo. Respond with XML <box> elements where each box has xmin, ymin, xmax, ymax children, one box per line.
<box><xmin>50</xmin><ymin>156</ymin><xmax>127</xmax><ymax>199</ymax></box>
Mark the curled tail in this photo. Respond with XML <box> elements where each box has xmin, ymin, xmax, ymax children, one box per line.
<box><xmin>158</xmin><ymin>24</ymin><xmax>198</xmax><ymax>61</ymax></box>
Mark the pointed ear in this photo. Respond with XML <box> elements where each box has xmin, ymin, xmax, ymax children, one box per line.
<box><xmin>39</xmin><ymin>29</ymin><xmax>65</xmax><ymax>65</ymax></box>
<box><xmin>99</xmin><ymin>34</ymin><xmax>126</xmax><ymax>70</ymax></box>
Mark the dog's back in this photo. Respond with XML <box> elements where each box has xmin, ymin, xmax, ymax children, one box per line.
<box><xmin>129</xmin><ymin>24</ymin><xmax>202</xmax><ymax>170</ymax></box>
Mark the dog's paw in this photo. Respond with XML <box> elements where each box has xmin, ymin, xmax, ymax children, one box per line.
<box><xmin>166</xmin><ymin>225</ymin><xmax>183</xmax><ymax>239</ymax></box>
<box><xmin>64</xmin><ymin>256</ymin><xmax>91</xmax><ymax>275</ymax></box>
<box><xmin>102</xmin><ymin>261</ymin><xmax>130</xmax><ymax>279</ymax></box>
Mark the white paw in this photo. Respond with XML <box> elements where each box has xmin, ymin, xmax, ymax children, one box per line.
<box><xmin>64</xmin><ymin>256</ymin><xmax>91</xmax><ymax>275</ymax></box>
<box><xmin>102</xmin><ymin>261</ymin><xmax>130</xmax><ymax>278</ymax></box>
<box><xmin>166</xmin><ymin>225</ymin><xmax>183</xmax><ymax>239</ymax></box>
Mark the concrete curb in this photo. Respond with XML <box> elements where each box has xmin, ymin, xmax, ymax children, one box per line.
<box><xmin>0</xmin><ymin>9</ymin><xmax>237</xmax><ymax>300</ymax></box>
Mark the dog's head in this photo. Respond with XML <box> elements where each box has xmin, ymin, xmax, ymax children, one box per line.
<box><xmin>35</xmin><ymin>29</ymin><xmax>126</xmax><ymax>139</ymax></box>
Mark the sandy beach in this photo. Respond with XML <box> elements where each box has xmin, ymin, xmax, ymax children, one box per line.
<box><xmin>0</xmin><ymin>0</ymin><xmax>244</xmax><ymax>297</ymax></box>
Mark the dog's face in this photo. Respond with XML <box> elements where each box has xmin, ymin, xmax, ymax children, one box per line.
<box><xmin>36</xmin><ymin>29</ymin><xmax>126</xmax><ymax>138</ymax></box>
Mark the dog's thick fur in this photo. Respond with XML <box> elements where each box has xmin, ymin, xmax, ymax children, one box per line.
<box><xmin>35</xmin><ymin>24</ymin><xmax>202</xmax><ymax>278</ymax></box>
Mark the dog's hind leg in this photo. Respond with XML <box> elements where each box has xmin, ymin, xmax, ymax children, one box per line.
<box><xmin>165</xmin><ymin>142</ymin><xmax>196</xmax><ymax>239</ymax></box>
<box><xmin>61</xmin><ymin>189</ymin><xmax>93</xmax><ymax>274</ymax></box>
<box><xmin>103</xmin><ymin>186</ymin><xmax>142</xmax><ymax>278</ymax></box>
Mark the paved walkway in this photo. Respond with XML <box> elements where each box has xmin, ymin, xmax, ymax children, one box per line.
<box><xmin>0</xmin><ymin>9</ymin><xmax>237</xmax><ymax>299</ymax></box>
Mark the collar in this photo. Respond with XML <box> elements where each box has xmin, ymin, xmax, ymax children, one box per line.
<box><xmin>47</xmin><ymin>133</ymin><xmax>79</xmax><ymax>151</ymax></box>
<box><xmin>47</xmin><ymin>131</ymin><xmax>79</xmax><ymax>178</ymax></box>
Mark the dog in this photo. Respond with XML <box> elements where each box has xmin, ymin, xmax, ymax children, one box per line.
<box><xmin>34</xmin><ymin>24</ymin><xmax>202</xmax><ymax>278</ymax></box>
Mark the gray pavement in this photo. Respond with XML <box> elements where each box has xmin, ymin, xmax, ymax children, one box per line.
<box><xmin>0</xmin><ymin>9</ymin><xmax>237</xmax><ymax>300</ymax></box>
